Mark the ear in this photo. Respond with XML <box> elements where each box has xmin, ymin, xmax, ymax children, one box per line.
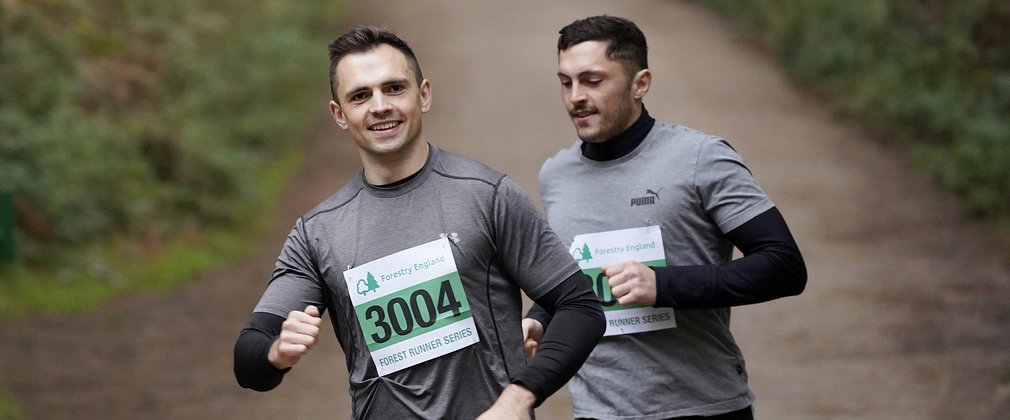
<box><xmin>419</xmin><ymin>79</ymin><xmax>432</xmax><ymax>113</ymax></box>
<box><xmin>632</xmin><ymin>68</ymin><xmax>652</xmax><ymax>100</ymax></box>
<box><xmin>329</xmin><ymin>99</ymin><xmax>349</xmax><ymax>130</ymax></box>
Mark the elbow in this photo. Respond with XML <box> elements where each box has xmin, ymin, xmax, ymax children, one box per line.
<box><xmin>569</xmin><ymin>297</ymin><xmax>605</xmax><ymax>341</ymax></box>
<box><xmin>233</xmin><ymin>361</ymin><xmax>283</xmax><ymax>392</ymax></box>
<box><xmin>588</xmin><ymin>302</ymin><xmax>606</xmax><ymax>340</ymax></box>
<box><xmin>787</xmin><ymin>274</ymin><xmax>806</xmax><ymax>297</ymax></box>
<box><xmin>236</xmin><ymin>377</ymin><xmax>277</xmax><ymax>393</ymax></box>
<box><xmin>233</xmin><ymin>333</ymin><xmax>284</xmax><ymax>392</ymax></box>
<box><xmin>771</xmin><ymin>245</ymin><xmax>807</xmax><ymax>298</ymax></box>
<box><xmin>233</xmin><ymin>354</ymin><xmax>265</xmax><ymax>392</ymax></box>
<box><xmin>234</xmin><ymin>371</ymin><xmax>257</xmax><ymax>391</ymax></box>
<box><xmin>785</xmin><ymin>258</ymin><xmax>807</xmax><ymax>297</ymax></box>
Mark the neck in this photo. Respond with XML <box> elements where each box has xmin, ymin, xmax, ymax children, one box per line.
<box><xmin>581</xmin><ymin>105</ymin><xmax>655</xmax><ymax>161</ymax></box>
<box><xmin>361</xmin><ymin>140</ymin><xmax>430</xmax><ymax>185</ymax></box>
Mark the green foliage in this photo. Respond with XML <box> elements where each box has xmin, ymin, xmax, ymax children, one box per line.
<box><xmin>0</xmin><ymin>388</ymin><xmax>24</xmax><ymax>420</ymax></box>
<box><xmin>0</xmin><ymin>149</ymin><xmax>299</xmax><ymax>316</ymax></box>
<box><xmin>707</xmin><ymin>0</ymin><xmax>1010</xmax><ymax>218</ymax></box>
<box><xmin>0</xmin><ymin>0</ymin><xmax>341</xmax><ymax>313</ymax></box>
<box><xmin>0</xmin><ymin>0</ymin><xmax>339</xmax><ymax>261</ymax></box>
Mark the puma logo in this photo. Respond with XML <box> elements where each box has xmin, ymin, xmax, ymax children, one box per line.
<box><xmin>630</xmin><ymin>188</ymin><xmax>662</xmax><ymax>207</ymax></box>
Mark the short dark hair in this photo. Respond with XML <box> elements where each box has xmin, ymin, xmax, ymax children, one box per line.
<box><xmin>558</xmin><ymin>15</ymin><xmax>648</xmax><ymax>76</ymax></box>
<box><xmin>327</xmin><ymin>26</ymin><xmax>423</xmax><ymax>101</ymax></box>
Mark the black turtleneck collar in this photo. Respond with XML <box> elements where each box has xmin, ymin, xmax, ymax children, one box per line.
<box><xmin>581</xmin><ymin>105</ymin><xmax>655</xmax><ymax>162</ymax></box>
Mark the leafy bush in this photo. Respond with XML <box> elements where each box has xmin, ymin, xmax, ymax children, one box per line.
<box><xmin>0</xmin><ymin>0</ymin><xmax>341</xmax><ymax>265</ymax></box>
<box><xmin>706</xmin><ymin>0</ymin><xmax>1010</xmax><ymax>218</ymax></box>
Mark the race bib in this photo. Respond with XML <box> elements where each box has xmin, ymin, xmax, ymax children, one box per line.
<box><xmin>344</xmin><ymin>237</ymin><xmax>478</xmax><ymax>376</ymax></box>
<box><xmin>570</xmin><ymin>226</ymin><xmax>676</xmax><ymax>336</ymax></box>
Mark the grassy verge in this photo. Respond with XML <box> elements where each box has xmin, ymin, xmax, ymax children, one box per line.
<box><xmin>0</xmin><ymin>0</ymin><xmax>347</xmax><ymax>314</ymax></box>
<box><xmin>704</xmin><ymin>0</ymin><xmax>1010</xmax><ymax>221</ymax></box>
<box><xmin>0</xmin><ymin>0</ymin><xmax>344</xmax><ymax>274</ymax></box>
<box><xmin>0</xmin><ymin>148</ymin><xmax>301</xmax><ymax>316</ymax></box>
<box><xmin>0</xmin><ymin>391</ymin><xmax>25</xmax><ymax>420</ymax></box>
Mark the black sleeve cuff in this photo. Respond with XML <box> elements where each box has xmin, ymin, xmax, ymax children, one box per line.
<box><xmin>234</xmin><ymin>312</ymin><xmax>290</xmax><ymax>391</ymax></box>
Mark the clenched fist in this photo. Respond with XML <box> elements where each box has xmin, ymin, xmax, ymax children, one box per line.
<box><xmin>268</xmin><ymin>305</ymin><xmax>322</xmax><ymax>370</ymax></box>
<box><xmin>603</xmin><ymin>260</ymin><xmax>657</xmax><ymax>306</ymax></box>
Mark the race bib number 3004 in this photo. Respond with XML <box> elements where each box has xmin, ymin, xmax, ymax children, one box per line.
<box><xmin>344</xmin><ymin>237</ymin><xmax>478</xmax><ymax>376</ymax></box>
<box><xmin>571</xmin><ymin>226</ymin><xmax>676</xmax><ymax>336</ymax></box>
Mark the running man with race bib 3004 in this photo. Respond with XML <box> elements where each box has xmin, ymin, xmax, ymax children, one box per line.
<box><xmin>233</xmin><ymin>26</ymin><xmax>604</xmax><ymax>420</ymax></box>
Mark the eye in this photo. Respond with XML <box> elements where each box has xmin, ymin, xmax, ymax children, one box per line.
<box><xmin>560</xmin><ymin>80</ymin><xmax>572</xmax><ymax>88</ymax></box>
<box><xmin>350</xmin><ymin>91</ymin><xmax>369</xmax><ymax>103</ymax></box>
<box><xmin>387</xmin><ymin>84</ymin><xmax>405</xmax><ymax>94</ymax></box>
<box><xmin>585</xmin><ymin>79</ymin><xmax>602</xmax><ymax>86</ymax></box>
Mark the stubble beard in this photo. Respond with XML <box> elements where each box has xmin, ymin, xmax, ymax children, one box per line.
<box><xmin>575</xmin><ymin>90</ymin><xmax>636</xmax><ymax>144</ymax></box>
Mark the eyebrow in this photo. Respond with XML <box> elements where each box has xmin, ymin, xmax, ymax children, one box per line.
<box><xmin>557</xmin><ymin>70</ymin><xmax>606</xmax><ymax>79</ymax></box>
<box><xmin>344</xmin><ymin>77</ymin><xmax>412</xmax><ymax>99</ymax></box>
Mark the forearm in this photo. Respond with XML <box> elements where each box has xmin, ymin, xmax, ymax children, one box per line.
<box><xmin>479</xmin><ymin>384</ymin><xmax>537</xmax><ymax>419</ymax></box>
<box><xmin>234</xmin><ymin>312</ymin><xmax>290</xmax><ymax>391</ymax></box>
<box><xmin>655</xmin><ymin>207</ymin><xmax>807</xmax><ymax>309</ymax></box>
<box><xmin>511</xmin><ymin>271</ymin><xmax>604</xmax><ymax>405</ymax></box>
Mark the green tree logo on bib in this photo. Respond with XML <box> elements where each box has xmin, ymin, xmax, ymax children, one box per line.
<box><xmin>572</xmin><ymin>243</ymin><xmax>593</xmax><ymax>263</ymax></box>
<box><xmin>357</xmin><ymin>272</ymin><xmax>380</xmax><ymax>296</ymax></box>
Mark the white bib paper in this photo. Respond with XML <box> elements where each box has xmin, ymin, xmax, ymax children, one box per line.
<box><xmin>570</xmin><ymin>226</ymin><xmax>676</xmax><ymax>336</ymax></box>
<box><xmin>344</xmin><ymin>237</ymin><xmax>478</xmax><ymax>376</ymax></box>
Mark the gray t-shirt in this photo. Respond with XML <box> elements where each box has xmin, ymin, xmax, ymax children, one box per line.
<box><xmin>539</xmin><ymin>121</ymin><xmax>773</xmax><ymax>419</ymax></box>
<box><xmin>255</xmin><ymin>144</ymin><xmax>578</xmax><ymax>419</ymax></box>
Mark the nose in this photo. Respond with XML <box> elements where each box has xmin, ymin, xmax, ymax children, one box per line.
<box><xmin>568</xmin><ymin>83</ymin><xmax>587</xmax><ymax>105</ymax></box>
<box><xmin>370</xmin><ymin>93</ymin><xmax>392</xmax><ymax>115</ymax></box>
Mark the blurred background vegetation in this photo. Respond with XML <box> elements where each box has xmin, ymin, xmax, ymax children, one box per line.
<box><xmin>0</xmin><ymin>0</ymin><xmax>1007</xmax><ymax>417</ymax></box>
<box><xmin>0</xmin><ymin>0</ymin><xmax>342</xmax><ymax>315</ymax></box>
<box><xmin>2</xmin><ymin>0</ymin><xmax>1008</xmax><ymax>309</ymax></box>
<box><xmin>707</xmin><ymin>0</ymin><xmax>1010</xmax><ymax>220</ymax></box>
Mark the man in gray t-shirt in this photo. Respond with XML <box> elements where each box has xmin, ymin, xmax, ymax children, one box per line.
<box><xmin>233</xmin><ymin>26</ymin><xmax>604</xmax><ymax>419</ymax></box>
<box><xmin>523</xmin><ymin>16</ymin><xmax>807</xmax><ymax>419</ymax></box>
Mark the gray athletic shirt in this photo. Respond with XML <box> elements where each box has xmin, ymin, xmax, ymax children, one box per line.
<box><xmin>539</xmin><ymin>121</ymin><xmax>773</xmax><ymax>419</ymax></box>
<box><xmin>254</xmin><ymin>144</ymin><xmax>578</xmax><ymax>419</ymax></box>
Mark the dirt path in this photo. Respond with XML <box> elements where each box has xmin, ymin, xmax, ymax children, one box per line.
<box><xmin>2</xmin><ymin>1</ymin><xmax>1009</xmax><ymax>419</ymax></box>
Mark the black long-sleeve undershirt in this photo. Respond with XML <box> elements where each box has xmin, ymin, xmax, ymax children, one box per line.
<box><xmin>234</xmin><ymin>311</ymin><xmax>289</xmax><ymax>392</ymax></box>
<box><xmin>653</xmin><ymin>206</ymin><xmax>806</xmax><ymax>309</ymax></box>
<box><xmin>511</xmin><ymin>270</ymin><xmax>604</xmax><ymax>406</ymax></box>
<box><xmin>526</xmin><ymin>206</ymin><xmax>807</xmax><ymax>327</ymax></box>
<box><xmin>234</xmin><ymin>271</ymin><xmax>604</xmax><ymax>406</ymax></box>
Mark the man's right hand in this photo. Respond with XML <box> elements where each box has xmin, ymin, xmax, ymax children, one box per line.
<box><xmin>521</xmin><ymin>318</ymin><xmax>544</xmax><ymax>361</ymax></box>
<box><xmin>268</xmin><ymin>305</ymin><xmax>322</xmax><ymax>370</ymax></box>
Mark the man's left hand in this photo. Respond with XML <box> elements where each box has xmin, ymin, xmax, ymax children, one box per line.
<box><xmin>603</xmin><ymin>260</ymin><xmax>657</xmax><ymax>306</ymax></box>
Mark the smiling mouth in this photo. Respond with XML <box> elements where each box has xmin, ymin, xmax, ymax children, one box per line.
<box><xmin>369</xmin><ymin>121</ymin><xmax>401</xmax><ymax>131</ymax></box>
<box><xmin>571</xmin><ymin>109</ymin><xmax>595</xmax><ymax>119</ymax></box>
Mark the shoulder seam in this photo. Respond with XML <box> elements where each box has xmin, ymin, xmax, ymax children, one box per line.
<box><xmin>304</xmin><ymin>187</ymin><xmax>364</xmax><ymax>224</ymax></box>
<box><xmin>431</xmin><ymin>168</ymin><xmax>498</xmax><ymax>187</ymax></box>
